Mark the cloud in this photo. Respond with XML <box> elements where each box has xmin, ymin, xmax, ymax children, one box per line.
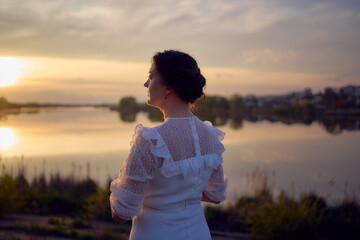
<box><xmin>2</xmin><ymin>0</ymin><xmax>357</xmax><ymax>64</ymax></box>
<box><xmin>241</xmin><ymin>49</ymin><xmax>299</xmax><ymax>64</ymax></box>
<box><xmin>1</xmin><ymin>0</ymin><xmax>359</xmax><ymax>104</ymax></box>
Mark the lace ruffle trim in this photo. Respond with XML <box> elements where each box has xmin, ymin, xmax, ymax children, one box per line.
<box><xmin>134</xmin><ymin>123</ymin><xmax>225</xmax><ymax>178</ymax></box>
<box><xmin>160</xmin><ymin>154</ymin><xmax>223</xmax><ymax>178</ymax></box>
<box><xmin>204</xmin><ymin>121</ymin><xmax>225</xmax><ymax>154</ymax></box>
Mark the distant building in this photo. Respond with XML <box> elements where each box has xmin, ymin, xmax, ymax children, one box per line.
<box><xmin>260</xmin><ymin>96</ymin><xmax>290</xmax><ymax>109</ymax></box>
<box><xmin>340</xmin><ymin>85</ymin><xmax>356</xmax><ymax>95</ymax></box>
<box><xmin>297</xmin><ymin>88</ymin><xmax>313</xmax><ymax>105</ymax></box>
<box><xmin>322</xmin><ymin>88</ymin><xmax>339</xmax><ymax>105</ymax></box>
<box><xmin>242</xmin><ymin>85</ymin><xmax>359</xmax><ymax>109</ymax></box>
<box><xmin>338</xmin><ymin>85</ymin><xmax>360</xmax><ymax>107</ymax></box>
<box><xmin>355</xmin><ymin>86</ymin><xmax>360</xmax><ymax>106</ymax></box>
<box><xmin>311</xmin><ymin>94</ymin><xmax>323</xmax><ymax>108</ymax></box>
<box><xmin>244</xmin><ymin>95</ymin><xmax>258</xmax><ymax>108</ymax></box>
<box><xmin>301</xmin><ymin>88</ymin><xmax>313</xmax><ymax>98</ymax></box>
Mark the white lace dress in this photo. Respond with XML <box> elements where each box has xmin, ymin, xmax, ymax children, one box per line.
<box><xmin>110</xmin><ymin>116</ymin><xmax>227</xmax><ymax>240</ymax></box>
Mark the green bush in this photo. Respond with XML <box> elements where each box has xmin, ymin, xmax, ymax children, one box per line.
<box><xmin>48</xmin><ymin>217</ymin><xmax>61</xmax><ymax>226</ymax></box>
<box><xmin>246</xmin><ymin>192</ymin><xmax>324</xmax><ymax>239</ymax></box>
<box><xmin>204</xmin><ymin>205</ymin><xmax>230</xmax><ymax>231</ymax></box>
<box><xmin>85</xmin><ymin>187</ymin><xmax>112</xmax><ymax>221</ymax></box>
<box><xmin>320</xmin><ymin>200</ymin><xmax>360</xmax><ymax>238</ymax></box>
<box><xmin>24</xmin><ymin>190</ymin><xmax>81</xmax><ymax>216</ymax></box>
<box><xmin>0</xmin><ymin>175</ymin><xmax>25</xmax><ymax>218</ymax></box>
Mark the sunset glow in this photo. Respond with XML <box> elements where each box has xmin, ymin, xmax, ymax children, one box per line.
<box><xmin>0</xmin><ymin>57</ymin><xmax>22</xmax><ymax>87</ymax></box>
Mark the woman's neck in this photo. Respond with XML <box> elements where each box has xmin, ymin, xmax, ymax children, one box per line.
<box><xmin>162</xmin><ymin>98</ymin><xmax>195</xmax><ymax>120</ymax></box>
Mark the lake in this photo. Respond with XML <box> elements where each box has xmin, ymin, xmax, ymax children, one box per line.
<box><xmin>1</xmin><ymin>107</ymin><xmax>359</xmax><ymax>205</ymax></box>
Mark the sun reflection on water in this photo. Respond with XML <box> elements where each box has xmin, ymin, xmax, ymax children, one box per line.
<box><xmin>0</xmin><ymin>127</ymin><xmax>16</xmax><ymax>149</ymax></box>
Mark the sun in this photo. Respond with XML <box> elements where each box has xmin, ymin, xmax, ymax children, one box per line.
<box><xmin>0</xmin><ymin>57</ymin><xmax>22</xmax><ymax>87</ymax></box>
<box><xmin>0</xmin><ymin>127</ymin><xmax>16</xmax><ymax>150</ymax></box>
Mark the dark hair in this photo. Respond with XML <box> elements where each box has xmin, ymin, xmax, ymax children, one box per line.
<box><xmin>152</xmin><ymin>50</ymin><xmax>206</xmax><ymax>103</ymax></box>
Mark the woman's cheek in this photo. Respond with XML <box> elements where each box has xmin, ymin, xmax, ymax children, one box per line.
<box><xmin>148</xmin><ymin>89</ymin><xmax>156</xmax><ymax>104</ymax></box>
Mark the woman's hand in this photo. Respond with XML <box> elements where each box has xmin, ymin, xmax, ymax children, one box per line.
<box><xmin>111</xmin><ymin>210</ymin><xmax>128</xmax><ymax>224</ymax></box>
<box><xmin>201</xmin><ymin>191</ymin><xmax>220</xmax><ymax>204</ymax></box>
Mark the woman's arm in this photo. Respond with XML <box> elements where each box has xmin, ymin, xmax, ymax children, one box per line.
<box><xmin>202</xmin><ymin>164</ymin><xmax>227</xmax><ymax>203</ymax></box>
<box><xmin>109</xmin><ymin>125</ymin><xmax>154</xmax><ymax>224</ymax></box>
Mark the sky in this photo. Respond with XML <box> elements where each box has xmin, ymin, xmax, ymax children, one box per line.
<box><xmin>0</xmin><ymin>0</ymin><xmax>359</xmax><ymax>104</ymax></box>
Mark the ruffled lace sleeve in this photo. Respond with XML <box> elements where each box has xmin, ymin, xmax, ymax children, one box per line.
<box><xmin>110</xmin><ymin>124</ymin><xmax>155</xmax><ymax>220</ymax></box>
<box><xmin>204</xmin><ymin>121</ymin><xmax>228</xmax><ymax>202</ymax></box>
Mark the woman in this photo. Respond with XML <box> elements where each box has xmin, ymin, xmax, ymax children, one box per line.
<box><xmin>110</xmin><ymin>50</ymin><xmax>227</xmax><ymax>240</ymax></box>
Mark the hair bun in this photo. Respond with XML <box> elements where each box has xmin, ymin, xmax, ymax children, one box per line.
<box><xmin>153</xmin><ymin>50</ymin><xmax>206</xmax><ymax>103</ymax></box>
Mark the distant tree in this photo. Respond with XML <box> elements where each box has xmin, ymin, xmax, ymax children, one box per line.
<box><xmin>195</xmin><ymin>95</ymin><xmax>230</xmax><ymax>124</ymax></box>
<box><xmin>0</xmin><ymin>97</ymin><xmax>9</xmax><ymax>110</ymax></box>
<box><xmin>118</xmin><ymin>96</ymin><xmax>138</xmax><ymax>110</ymax></box>
<box><xmin>146</xmin><ymin>105</ymin><xmax>163</xmax><ymax>122</ymax></box>
<box><xmin>202</xmin><ymin>95</ymin><xmax>230</xmax><ymax>109</ymax></box>
<box><xmin>230</xmin><ymin>94</ymin><xmax>245</xmax><ymax>110</ymax></box>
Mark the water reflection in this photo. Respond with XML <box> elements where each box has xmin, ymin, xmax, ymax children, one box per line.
<box><xmin>114</xmin><ymin>108</ymin><xmax>360</xmax><ymax>135</ymax></box>
<box><xmin>0</xmin><ymin>127</ymin><xmax>16</xmax><ymax>149</ymax></box>
<box><xmin>0</xmin><ymin>107</ymin><xmax>359</xmax><ymax>203</ymax></box>
<box><xmin>118</xmin><ymin>110</ymin><xmax>137</xmax><ymax>122</ymax></box>
<box><xmin>1</xmin><ymin>107</ymin><xmax>360</xmax><ymax>135</ymax></box>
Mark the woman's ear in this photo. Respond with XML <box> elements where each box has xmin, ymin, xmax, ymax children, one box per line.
<box><xmin>164</xmin><ymin>87</ymin><xmax>174</xmax><ymax>96</ymax></box>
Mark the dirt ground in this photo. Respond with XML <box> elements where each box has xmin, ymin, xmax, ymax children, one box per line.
<box><xmin>0</xmin><ymin>214</ymin><xmax>251</xmax><ymax>240</ymax></box>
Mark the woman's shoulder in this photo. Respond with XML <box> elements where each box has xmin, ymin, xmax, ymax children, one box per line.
<box><xmin>130</xmin><ymin>123</ymin><xmax>169</xmax><ymax>149</ymax></box>
<box><xmin>200</xmin><ymin>119</ymin><xmax>225</xmax><ymax>142</ymax></box>
<box><xmin>131</xmin><ymin>123</ymin><xmax>159</xmax><ymax>140</ymax></box>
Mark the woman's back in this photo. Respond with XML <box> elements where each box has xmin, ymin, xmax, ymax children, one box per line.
<box><xmin>144</xmin><ymin>117</ymin><xmax>226</xmax><ymax>210</ymax></box>
<box><xmin>110</xmin><ymin>117</ymin><xmax>227</xmax><ymax>239</ymax></box>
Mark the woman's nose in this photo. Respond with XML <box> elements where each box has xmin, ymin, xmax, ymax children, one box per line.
<box><xmin>144</xmin><ymin>79</ymin><xmax>149</xmax><ymax>88</ymax></box>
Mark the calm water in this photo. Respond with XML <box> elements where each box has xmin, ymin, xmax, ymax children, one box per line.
<box><xmin>1</xmin><ymin>107</ymin><xmax>359</xmax><ymax>204</ymax></box>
